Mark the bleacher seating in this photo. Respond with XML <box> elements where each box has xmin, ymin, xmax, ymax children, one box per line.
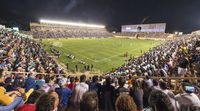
<box><xmin>30</xmin><ymin>23</ymin><xmax>112</xmax><ymax>38</ymax></box>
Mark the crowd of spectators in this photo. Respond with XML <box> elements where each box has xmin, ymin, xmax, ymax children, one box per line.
<box><xmin>0</xmin><ymin>28</ymin><xmax>200</xmax><ymax>111</ymax></box>
<box><xmin>30</xmin><ymin>23</ymin><xmax>112</xmax><ymax>38</ymax></box>
<box><xmin>110</xmin><ymin>35</ymin><xmax>200</xmax><ymax>78</ymax></box>
<box><xmin>1</xmin><ymin>71</ymin><xmax>200</xmax><ymax>111</ymax></box>
<box><xmin>0</xmin><ymin>28</ymin><xmax>64</xmax><ymax>74</ymax></box>
<box><xmin>107</xmin><ymin>34</ymin><xmax>200</xmax><ymax>110</ymax></box>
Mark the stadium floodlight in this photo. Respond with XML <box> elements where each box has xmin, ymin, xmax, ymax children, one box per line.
<box><xmin>40</xmin><ymin>19</ymin><xmax>105</xmax><ymax>28</ymax></box>
<box><xmin>174</xmin><ymin>31</ymin><xmax>179</xmax><ymax>35</ymax></box>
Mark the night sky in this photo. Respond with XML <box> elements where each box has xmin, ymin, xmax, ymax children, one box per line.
<box><xmin>0</xmin><ymin>0</ymin><xmax>200</xmax><ymax>33</ymax></box>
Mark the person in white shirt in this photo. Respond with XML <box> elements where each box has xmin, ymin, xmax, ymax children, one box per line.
<box><xmin>175</xmin><ymin>82</ymin><xmax>200</xmax><ymax>107</ymax></box>
<box><xmin>69</xmin><ymin>74</ymin><xmax>89</xmax><ymax>111</ymax></box>
<box><xmin>160</xmin><ymin>81</ymin><xmax>180</xmax><ymax>111</ymax></box>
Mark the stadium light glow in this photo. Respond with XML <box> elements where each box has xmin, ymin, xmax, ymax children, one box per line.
<box><xmin>40</xmin><ymin>19</ymin><xmax>105</xmax><ymax>28</ymax></box>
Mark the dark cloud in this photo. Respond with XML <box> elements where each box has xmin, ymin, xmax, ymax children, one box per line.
<box><xmin>0</xmin><ymin>0</ymin><xmax>200</xmax><ymax>33</ymax></box>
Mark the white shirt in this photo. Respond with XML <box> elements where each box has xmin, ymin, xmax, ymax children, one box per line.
<box><xmin>162</xmin><ymin>90</ymin><xmax>180</xmax><ymax>111</ymax></box>
<box><xmin>175</xmin><ymin>93</ymin><xmax>200</xmax><ymax>107</ymax></box>
<box><xmin>71</xmin><ymin>82</ymin><xmax>89</xmax><ymax>106</ymax></box>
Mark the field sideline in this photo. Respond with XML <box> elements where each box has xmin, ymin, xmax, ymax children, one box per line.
<box><xmin>42</xmin><ymin>38</ymin><xmax>162</xmax><ymax>73</ymax></box>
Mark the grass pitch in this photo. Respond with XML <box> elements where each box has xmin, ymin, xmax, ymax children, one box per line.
<box><xmin>42</xmin><ymin>38</ymin><xmax>162</xmax><ymax>73</ymax></box>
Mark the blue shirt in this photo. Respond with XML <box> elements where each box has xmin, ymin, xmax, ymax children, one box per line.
<box><xmin>35</xmin><ymin>79</ymin><xmax>45</xmax><ymax>89</ymax></box>
<box><xmin>25</xmin><ymin>77</ymin><xmax>36</xmax><ymax>92</ymax></box>
<box><xmin>0</xmin><ymin>97</ymin><xmax>23</xmax><ymax>111</ymax></box>
<box><xmin>55</xmin><ymin>87</ymin><xmax>72</xmax><ymax>107</ymax></box>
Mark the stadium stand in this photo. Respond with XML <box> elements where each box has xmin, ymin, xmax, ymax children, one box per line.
<box><xmin>192</xmin><ymin>30</ymin><xmax>200</xmax><ymax>35</ymax></box>
<box><xmin>0</xmin><ymin>27</ymin><xmax>200</xmax><ymax>111</ymax></box>
<box><xmin>114</xmin><ymin>32</ymin><xmax>171</xmax><ymax>40</ymax></box>
<box><xmin>121</xmin><ymin>23</ymin><xmax>166</xmax><ymax>33</ymax></box>
<box><xmin>0</xmin><ymin>28</ymin><xmax>64</xmax><ymax>75</ymax></box>
<box><xmin>115</xmin><ymin>23</ymin><xmax>173</xmax><ymax>40</ymax></box>
<box><xmin>30</xmin><ymin>22</ymin><xmax>112</xmax><ymax>38</ymax></box>
<box><xmin>110</xmin><ymin>34</ymin><xmax>200</xmax><ymax>77</ymax></box>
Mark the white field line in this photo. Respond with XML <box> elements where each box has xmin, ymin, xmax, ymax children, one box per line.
<box><xmin>95</xmin><ymin>45</ymin><xmax>152</xmax><ymax>62</ymax></box>
<box><xmin>62</xmin><ymin>47</ymin><xmax>98</xmax><ymax>62</ymax></box>
<box><xmin>61</xmin><ymin>44</ymin><xmax>149</xmax><ymax>63</ymax></box>
<box><xmin>62</xmin><ymin>44</ymin><xmax>155</xmax><ymax>63</ymax></box>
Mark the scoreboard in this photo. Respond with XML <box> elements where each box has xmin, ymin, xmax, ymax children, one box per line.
<box><xmin>121</xmin><ymin>23</ymin><xmax>166</xmax><ymax>33</ymax></box>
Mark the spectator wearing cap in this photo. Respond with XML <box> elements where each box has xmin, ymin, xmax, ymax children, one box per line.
<box><xmin>55</xmin><ymin>78</ymin><xmax>72</xmax><ymax>111</ymax></box>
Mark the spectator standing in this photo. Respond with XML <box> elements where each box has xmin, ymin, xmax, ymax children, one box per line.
<box><xmin>55</xmin><ymin>79</ymin><xmax>72</xmax><ymax>111</ymax></box>
<box><xmin>115</xmin><ymin>77</ymin><xmax>129</xmax><ymax>98</ymax></box>
<box><xmin>67</xmin><ymin>77</ymin><xmax>75</xmax><ymax>90</ymax></box>
<box><xmin>99</xmin><ymin>77</ymin><xmax>115</xmax><ymax>111</ymax></box>
<box><xmin>175</xmin><ymin>82</ymin><xmax>200</xmax><ymax>108</ymax></box>
<box><xmin>69</xmin><ymin>75</ymin><xmax>89</xmax><ymax>111</ymax></box>
<box><xmin>130</xmin><ymin>79</ymin><xmax>144</xmax><ymax>111</ymax></box>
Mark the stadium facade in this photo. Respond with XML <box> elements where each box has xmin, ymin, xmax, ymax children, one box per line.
<box><xmin>121</xmin><ymin>23</ymin><xmax>166</xmax><ymax>33</ymax></box>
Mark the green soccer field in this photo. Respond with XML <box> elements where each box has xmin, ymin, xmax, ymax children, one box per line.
<box><xmin>42</xmin><ymin>38</ymin><xmax>162</xmax><ymax>73</ymax></box>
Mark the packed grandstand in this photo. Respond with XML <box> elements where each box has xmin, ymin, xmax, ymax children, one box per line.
<box><xmin>30</xmin><ymin>20</ymin><xmax>112</xmax><ymax>38</ymax></box>
<box><xmin>0</xmin><ymin>19</ymin><xmax>200</xmax><ymax>111</ymax></box>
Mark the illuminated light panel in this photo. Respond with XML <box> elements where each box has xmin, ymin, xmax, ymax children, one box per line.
<box><xmin>40</xmin><ymin>19</ymin><xmax>105</xmax><ymax>28</ymax></box>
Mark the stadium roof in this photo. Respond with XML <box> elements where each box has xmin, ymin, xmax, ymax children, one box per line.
<box><xmin>39</xmin><ymin>19</ymin><xmax>105</xmax><ymax>28</ymax></box>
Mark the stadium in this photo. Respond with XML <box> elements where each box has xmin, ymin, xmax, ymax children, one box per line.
<box><xmin>1</xmin><ymin>1</ymin><xmax>200</xmax><ymax>111</ymax></box>
<box><xmin>29</xmin><ymin>19</ymin><xmax>166</xmax><ymax>74</ymax></box>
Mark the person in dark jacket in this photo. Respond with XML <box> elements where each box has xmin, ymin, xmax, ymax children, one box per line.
<box><xmin>115</xmin><ymin>77</ymin><xmax>129</xmax><ymax>98</ymax></box>
<box><xmin>99</xmin><ymin>77</ymin><xmax>115</xmax><ymax>111</ymax></box>
<box><xmin>130</xmin><ymin>79</ymin><xmax>144</xmax><ymax>111</ymax></box>
<box><xmin>89</xmin><ymin>76</ymin><xmax>101</xmax><ymax>100</ymax></box>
